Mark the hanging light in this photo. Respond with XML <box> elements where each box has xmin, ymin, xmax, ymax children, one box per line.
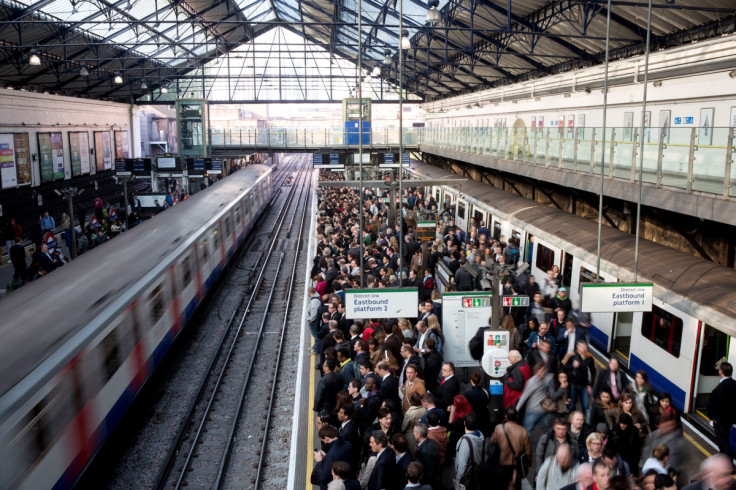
<box><xmin>364</xmin><ymin>73</ymin><xmax>372</xmax><ymax>84</ymax></box>
<box><xmin>372</xmin><ymin>64</ymin><xmax>381</xmax><ymax>77</ymax></box>
<box><xmin>401</xmin><ymin>30</ymin><xmax>411</xmax><ymax>50</ymax></box>
<box><xmin>426</xmin><ymin>0</ymin><xmax>441</xmax><ymax>24</ymax></box>
<box><xmin>140</xmin><ymin>80</ymin><xmax>148</xmax><ymax>90</ymax></box>
<box><xmin>79</xmin><ymin>65</ymin><xmax>89</xmax><ymax>77</ymax></box>
<box><xmin>383</xmin><ymin>49</ymin><xmax>392</xmax><ymax>65</ymax></box>
<box><xmin>161</xmin><ymin>86</ymin><xmax>168</xmax><ymax>94</ymax></box>
<box><xmin>113</xmin><ymin>73</ymin><xmax>123</xmax><ymax>84</ymax></box>
<box><xmin>28</xmin><ymin>49</ymin><xmax>41</xmax><ymax>66</ymax></box>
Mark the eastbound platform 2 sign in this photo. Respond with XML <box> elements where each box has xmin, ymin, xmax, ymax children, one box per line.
<box><xmin>345</xmin><ymin>288</ymin><xmax>418</xmax><ymax>319</ymax></box>
<box><xmin>443</xmin><ymin>291</ymin><xmax>493</xmax><ymax>367</ymax></box>
<box><xmin>581</xmin><ymin>283</ymin><xmax>653</xmax><ymax>312</ymax></box>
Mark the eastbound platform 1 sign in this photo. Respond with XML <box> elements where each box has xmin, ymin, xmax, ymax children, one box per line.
<box><xmin>345</xmin><ymin>288</ymin><xmax>418</xmax><ymax>319</ymax></box>
<box><xmin>581</xmin><ymin>283</ymin><xmax>653</xmax><ymax>312</ymax></box>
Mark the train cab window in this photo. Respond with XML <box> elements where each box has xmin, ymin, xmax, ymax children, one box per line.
<box><xmin>641</xmin><ymin>305</ymin><xmax>683</xmax><ymax>358</ymax></box>
<box><xmin>457</xmin><ymin>201</ymin><xmax>466</xmax><ymax>220</ymax></box>
<box><xmin>536</xmin><ymin>243</ymin><xmax>555</xmax><ymax>272</ymax></box>
<box><xmin>699</xmin><ymin>325</ymin><xmax>729</xmax><ymax>376</ymax></box>
<box><xmin>149</xmin><ymin>284</ymin><xmax>165</xmax><ymax>323</ymax></box>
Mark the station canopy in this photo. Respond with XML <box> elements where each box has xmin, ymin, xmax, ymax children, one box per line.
<box><xmin>0</xmin><ymin>0</ymin><xmax>733</xmax><ymax>103</ymax></box>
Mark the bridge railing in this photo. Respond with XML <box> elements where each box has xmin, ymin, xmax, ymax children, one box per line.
<box><xmin>418</xmin><ymin>126</ymin><xmax>736</xmax><ymax>198</ymax></box>
<box><xmin>209</xmin><ymin>128</ymin><xmax>420</xmax><ymax>149</ymax></box>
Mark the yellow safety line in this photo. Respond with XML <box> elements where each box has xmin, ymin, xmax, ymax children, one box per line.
<box><xmin>592</xmin><ymin>356</ymin><xmax>606</xmax><ymax>369</ymax></box>
<box><xmin>614</xmin><ymin>350</ymin><xmax>629</xmax><ymax>361</ymax></box>
<box><xmin>696</xmin><ymin>410</ymin><xmax>710</xmax><ymax>421</ymax></box>
<box><xmin>683</xmin><ymin>431</ymin><xmax>712</xmax><ymax>458</ymax></box>
<box><xmin>306</xmin><ymin>354</ymin><xmax>316</xmax><ymax>487</ymax></box>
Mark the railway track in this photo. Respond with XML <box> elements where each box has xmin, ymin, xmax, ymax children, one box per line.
<box><xmin>154</xmin><ymin>157</ymin><xmax>312</xmax><ymax>489</ymax></box>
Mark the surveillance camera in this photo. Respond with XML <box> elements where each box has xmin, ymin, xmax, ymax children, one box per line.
<box><xmin>54</xmin><ymin>189</ymin><xmax>62</xmax><ymax>196</ymax></box>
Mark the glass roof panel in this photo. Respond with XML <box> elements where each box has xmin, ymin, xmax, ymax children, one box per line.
<box><xmin>237</xmin><ymin>0</ymin><xmax>272</xmax><ymax>21</ymax></box>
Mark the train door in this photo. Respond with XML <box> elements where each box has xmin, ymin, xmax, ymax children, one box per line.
<box><xmin>529</xmin><ymin>236</ymin><xmax>562</xmax><ymax>287</ymax></box>
<box><xmin>456</xmin><ymin>198</ymin><xmax>468</xmax><ymax>234</ymax></box>
<box><xmin>692</xmin><ymin>324</ymin><xmax>731</xmax><ymax>414</ymax></box>
<box><xmin>611</xmin><ymin>312</ymin><xmax>637</xmax><ymax>365</ymax></box>
<box><xmin>511</xmin><ymin>228</ymin><xmax>524</xmax><ymax>264</ymax></box>
<box><xmin>473</xmin><ymin>208</ymin><xmax>486</xmax><ymax>235</ymax></box>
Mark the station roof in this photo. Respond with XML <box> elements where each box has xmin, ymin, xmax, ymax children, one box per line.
<box><xmin>0</xmin><ymin>0</ymin><xmax>733</xmax><ymax>103</ymax></box>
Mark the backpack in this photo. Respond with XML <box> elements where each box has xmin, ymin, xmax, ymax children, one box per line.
<box><xmin>458</xmin><ymin>435</ymin><xmax>484</xmax><ymax>489</ymax></box>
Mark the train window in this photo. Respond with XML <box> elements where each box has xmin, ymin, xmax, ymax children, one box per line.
<box><xmin>493</xmin><ymin>221</ymin><xmax>502</xmax><ymax>240</ymax></box>
<box><xmin>224</xmin><ymin>216</ymin><xmax>231</xmax><ymax>236</ymax></box>
<box><xmin>212</xmin><ymin>228</ymin><xmax>219</xmax><ymax>249</ymax></box>
<box><xmin>200</xmin><ymin>238</ymin><xmax>209</xmax><ymax>261</ymax></box>
<box><xmin>99</xmin><ymin>330</ymin><xmax>120</xmax><ymax>382</ymax></box>
<box><xmin>699</xmin><ymin>325</ymin><xmax>729</xmax><ymax>376</ymax></box>
<box><xmin>579</xmin><ymin>265</ymin><xmax>600</xmax><ymax>284</ymax></box>
<box><xmin>641</xmin><ymin>305</ymin><xmax>683</xmax><ymax>358</ymax></box>
<box><xmin>535</xmin><ymin>243</ymin><xmax>555</xmax><ymax>272</ymax></box>
<box><xmin>181</xmin><ymin>255</ymin><xmax>192</xmax><ymax>285</ymax></box>
<box><xmin>457</xmin><ymin>201</ymin><xmax>466</xmax><ymax>220</ymax></box>
<box><xmin>149</xmin><ymin>284</ymin><xmax>165</xmax><ymax>323</ymax></box>
<box><xmin>473</xmin><ymin>210</ymin><xmax>484</xmax><ymax>227</ymax></box>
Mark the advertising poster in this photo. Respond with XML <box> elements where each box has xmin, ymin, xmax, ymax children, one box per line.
<box><xmin>659</xmin><ymin>110</ymin><xmax>671</xmax><ymax>143</ymax></box>
<box><xmin>537</xmin><ymin>116</ymin><xmax>544</xmax><ymax>133</ymax></box>
<box><xmin>51</xmin><ymin>132</ymin><xmax>64</xmax><ymax>179</ymax></box>
<box><xmin>69</xmin><ymin>132</ymin><xmax>91</xmax><ymax>175</ymax></box>
<box><xmin>38</xmin><ymin>133</ymin><xmax>54</xmax><ymax>182</ymax></box>
<box><xmin>14</xmin><ymin>133</ymin><xmax>31</xmax><ymax>185</ymax></box>
<box><xmin>0</xmin><ymin>133</ymin><xmax>17</xmax><ymax>189</ymax></box>
<box><xmin>95</xmin><ymin>131</ymin><xmax>113</xmax><ymax>171</ymax></box>
<box><xmin>115</xmin><ymin>130</ymin><xmax>129</xmax><ymax>158</ymax></box>
<box><xmin>567</xmin><ymin>114</ymin><xmax>575</xmax><ymax>135</ymax></box>
<box><xmin>699</xmin><ymin>107</ymin><xmax>714</xmax><ymax>145</ymax></box>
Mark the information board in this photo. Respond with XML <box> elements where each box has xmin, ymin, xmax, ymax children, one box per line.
<box><xmin>581</xmin><ymin>283</ymin><xmax>653</xmax><ymax>312</ymax></box>
<box><xmin>313</xmin><ymin>153</ymin><xmax>345</xmax><ymax>169</ymax></box>
<box><xmin>0</xmin><ymin>133</ymin><xmax>17</xmax><ymax>188</ymax></box>
<box><xmin>157</xmin><ymin>156</ymin><xmax>178</xmax><ymax>169</ymax></box>
<box><xmin>442</xmin><ymin>291</ymin><xmax>493</xmax><ymax>367</ymax></box>
<box><xmin>416</xmin><ymin>221</ymin><xmax>436</xmax><ymax>241</ymax></box>
<box><xmin>345</xmin><ymin>288</ymin><xmax>418</xmax><ymax>319</ymax></box>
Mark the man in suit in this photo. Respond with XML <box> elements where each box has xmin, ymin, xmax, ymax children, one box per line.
<box><xmin>368</xmin><ymin>431</ymin><xmax>398</xmax><ymax>490</ymax></box>
<box><xmin>403</xmin><ymin>461</ymin><xmax>433</xmax><ymax>490</ymax></box>
<box><xmin>682</xmin><ymin>453</ymin><xmax>734</xmax><ymax>490</ymax></box>
<box><xmin>433</xmin><ymin>362</ymin><xmax>460</xmax><ymax>411</ymax></box>
<box><xmin>313</xmin><ymin>359</ymin><xmax>344</xmax><ymax>413</ymax></box>
<box><xmin>338</xmin><ymin>403</ymin><xmax>361</xmax><ymax>470</ymax></box>
<box><xmin>377</xmin><ymin>361</ymin><xmax>401</xmax><ymax>409</ymax></box>
<box><xmin>391</xmin><ymin>433</ymin><xmax>413</xmax><ymax>489</ymax></box>
<box><xmin>708</xmin><ymin>362</ymin><xmax>736</xmax><ymax>458</ymax></box>
<box><xmin>313</xmin><ymin>425</ymin><xmax>354</xmax><ymax>490</ymax></box>
<box><xmin>413</xmin><ymin>423</ymin><xmax>441</xmax><ymax>489</ymax></box>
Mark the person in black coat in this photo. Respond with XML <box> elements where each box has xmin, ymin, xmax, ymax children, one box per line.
<box><xmin>391</xmin><ymin>433</ymin><xmax>413</xmax><ymax>489</ymax></box>
<box><xmin>377</xmin><ymin>361</ymin><xmax>401</xmax><ymax>409</ymax></box>
<box><xmin>367</xmin><ymin>431</ymin><xmax>398</xmax><ymax>490</ymax></box>
<box><xmin>422</xmin><ymin>338</ymin><xmax>443</xmax><ymax>391</ymax></box>
<box><xmin>9</xmin><ymin>237</ymin><xmax>27</xmax><ymax>281</ymax></box>
<box><xmin>314</xmin><ymin>359</ymin><xmax>344</xmax><ymax>413</ymax></box>
<box><xmin>592</xmin><ymin>357</ymin><xmax>628</xmax><ymax>404</ymax></box>
<box><xmin>707</xmin><ymin>362</ymin><xmax>736</xmax><ymax>458</ymax></box>
<box><xmin>314</xmin><ymin>425</ymin><xmax>354</xmax><ymax>490</ymax></box>
<box><xmin>433</xmin><ymin>362</ymin><xmax>461</xmax><ymax>411</ymax></box>
<box><xmin>464</xmin><ymin>371</ymin><xmax>492</xmax><ymax>435</ymax></box>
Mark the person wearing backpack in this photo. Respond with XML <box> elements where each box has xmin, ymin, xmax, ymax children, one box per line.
<box><xmin>455</xmin><ymin>412</ymin><xmax>485</xmax><ymax>489</ymax></box>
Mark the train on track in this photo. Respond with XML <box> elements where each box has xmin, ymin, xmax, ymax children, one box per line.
<box><xmin>407</xmin><ymin>160</ymin><xmax>736</xmax><ymax>427</ymax></box>
<box><xmin>0</xmin><ymin>164</ymin><xmax>273</xmax><ymax>489</ymax></box>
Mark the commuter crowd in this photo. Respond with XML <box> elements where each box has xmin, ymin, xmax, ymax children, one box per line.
<box><xmin>308</xmin><ymin>170</ymin><xmax>735</xmax><ymax>490</ymax></box>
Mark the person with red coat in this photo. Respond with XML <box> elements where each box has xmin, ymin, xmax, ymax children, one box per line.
<box><xmin>503</xmin><ymin>349</ymin><xmax>531</xmax><ymax>409</ymax></box>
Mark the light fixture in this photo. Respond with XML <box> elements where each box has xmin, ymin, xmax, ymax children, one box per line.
<box><xmin>28</xmin><ymin>49</ymin><xmax>41</xmax><ymax>66</ymax></box>
<box><xmin>372</xmin><ymin>64</ymin><xmax>381</xmax><ymax>77</ymax></box>
<box><xmin>401</xmin><ymin>30</ymin><xmax>411</xmax><ymax>50</ymax></box>
<box><xmin>426</xmin><ymin>0</ymin><xmax>441</xmax><ymax>24</ymax></box>
<box><xmin>728</xmin><ymin>69</ymin><xmax>736</xmax><ymax>79</ymax></box>
<box><xmin>563</xmin><ymin>92</ymin><xmax>571</xmax><ymax>98</ymax></box>
<box><xmin>161</xmin><ymin>86</ymin><xmax>168</xmax><ymax>94</ymax></box>
<box><xmin>364</xmin><ymin>74</ymin><xmax>372</xmax><ymax>84</ymax></box>
<box><xmin>79</xmin><ymin>65</ymin><xmax>89</xmax><ymax>77</ymax></box>
<box><xmin>383</xmin><ymin>49</ymin><xmax>392</xmax><ymax>65</ymax></box>
<box><xmin>140</xmin><ymin>80</ymin><xmax>148</xmax><ymax>90</ymax></box>
<box><xmin>584</xmin><ymin>87</ymin><xmax>591</xmax><ymax>94</ymax></box>
<box><xmin>652</xmin><ymin>80</ymin><xmax>662</xmax><ymax>87</ymax></box>
<box><xmin>113</xmin><ymin>73</ymin><xmax>123</xmax><ymax>84</ymax></box>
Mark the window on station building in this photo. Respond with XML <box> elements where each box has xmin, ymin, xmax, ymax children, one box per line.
<box><xmin>699</xmin><ymin>324</ymin><xmax>729</xmax><ymax>376</ymax></box>
<box><xmin>535</xmin><ymin>243</ymin><xmax>555</xmax><ymax>272</ymax></box>
<box><xmin>641</xmin><ymin>305</ymin><xmax>683</xmax><ymax>358</ymax></box>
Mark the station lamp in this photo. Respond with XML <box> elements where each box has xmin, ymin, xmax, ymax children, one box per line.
<box><xmin>401</xmin><ymin>30</ymin><xmax>411</xmax><ymax>50</ymax></box>
<box><xmin>113</xmin><ymin>72</ymin><xmax>123</xmax><ymax>84</ymax></box>
<box><xmin>372</xmin><ymin>64</ymin><xmax>381</xmax><ymax>77</ymax></box>
<box><xmin>383</xmin><ymin>49</ymin><xmax>392</xmax><ymax>65</ymax></box>
<box><xmin>28</xmin><ymin>49</ymin><xmax>41</xmax><ymax>66</ymax></box>
<box><xmin>79</xmin><ymin>65</ymin><xmax>89</xmax><ymax>77</ymax></box>
<box><xmin>426</xmin><ymin>0</ymin><xmax>441</xmax><ymax>24</ymax></box>
<box><xmin>140</xmin><ymin>80</ymin><xmax>148</xmax><ymax>90</ymax></box>
<box><xmin>161</xmin><ymin>86</ymin><xmax>168</xmax><ymax>94</ymax></box>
